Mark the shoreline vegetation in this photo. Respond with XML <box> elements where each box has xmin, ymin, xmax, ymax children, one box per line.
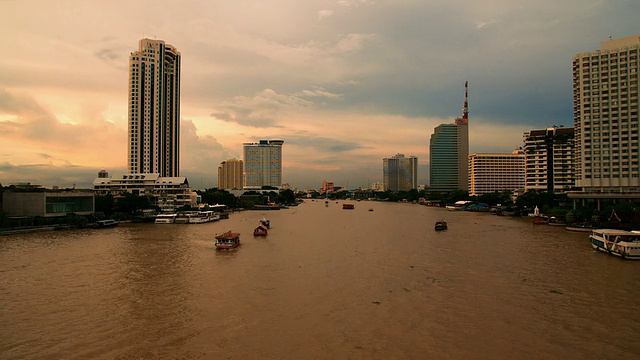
<box><xmin>2</xmin><ymin>187</ymin><xmax>640</xmax><ymax>234</ymax></box>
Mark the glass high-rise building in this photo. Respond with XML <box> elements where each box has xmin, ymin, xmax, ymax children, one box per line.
<box><xmin>383</xmin><ymin>154</ymin><xmax>418</xmax><ymax>192</ymax></box>
<box><xmin>243</xmin><ymin>140</ymin><xmax>284</xmax><ymax>189</ymax></box>
<box><xmin>429</xmin><ymin>82</ymin><xmax>469</xmax><ymax>192</ymax></box>
<box><xmin>573</xmin><ymin>35</ymin><xmax>640</xmax><ymax>192</ymax></box>
<box><xmin>128</xmin><ymin>39</ymin><xmax>181</xmax><ymax>177</ymax></box>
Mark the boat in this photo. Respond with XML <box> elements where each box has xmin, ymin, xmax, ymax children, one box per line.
<box><xmin>435</xmin><ymin>220</ymin><xmax>448</xmax><ymax>231</ymax></box>
<box><xmin>94</xmin><ymin>219</ymin><xmax>119</xmax><ymax>228</ymax></box>
<box><xmin>342</xmin><ymin>204</ymin><xmax>355</xmax><ymax>210</ymax></box>
<box><xmin>589</xmin><ymin>229</ymin><xmax>640</xmax><ymax>260</ymax></box>
<box><xmin>188</xmin><ymin>211</ymin><xmax>219</xmax><ymax>224</ymax></box>
<box><xmin>368</xmin><ymin>208</ymin><xmax>374</xmax><ymax>212</ymax></box>
<box><xmin>260</xmin><ymin>218</ymin><xmax>270</xmax><ymax>228</ymax></box>
<box><xmin>175</xmin><ymin>211</ymin><xmax>198</xmax><ymax>224</ymax></box>
<box><xmin>253</xmin><ymin>225</ymin><xmax>268</xmax><ymax>237</ymax></box>
<box><xmin>215</xmin><ymin>231</ymin><xmax>241</xmax><ymax>250</ymax></box>
<box><xmin>154</xmin><ymin>213</ymin><xmax>177</xmax><ymax>224</ymax></box>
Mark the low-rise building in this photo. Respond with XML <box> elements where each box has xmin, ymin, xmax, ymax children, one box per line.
<box><xmin>3</xmin><ymin>190</ymin><xmax>94</xmax><ymax>217</ymax></box>
<box><xmin>92</xmin><ymin>173</ymin><xmax>195</xmax><ymax>212</ymax></box>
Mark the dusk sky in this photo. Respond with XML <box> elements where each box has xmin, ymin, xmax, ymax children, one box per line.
<box><xmin>1</xmin><ymin>0</ymin><xmax>638</xmax><ymax>190</ymax></box>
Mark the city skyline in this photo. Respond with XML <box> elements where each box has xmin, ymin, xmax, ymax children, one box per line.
<box><xmin>1</xmin><ymin>1</ymin><xmax>639</xmax><ymax>189</ymax></box>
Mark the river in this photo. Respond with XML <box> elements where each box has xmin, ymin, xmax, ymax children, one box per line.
<box><xmin>1</xmin><ymin>201</ymin><xmax>639</xmax><ymax>359</ymax></box>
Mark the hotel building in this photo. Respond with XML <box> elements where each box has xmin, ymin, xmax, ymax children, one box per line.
<box><xmin>468</xmin><ymin>150</ymin><xmax>525</xmax><ymax>196</ymax></box>
<box><xmin>572</xmin><ymin>34</ymin><xmax>640</xmax><ymax>193</ymax></box>
<box><xmin>218</xmin><ymin>159</ymin><xmax>244</xmax><ymax>190</ymax></box>
<box><xmin>93</xmin><ymin>173</ymin><xmax>195</xmax><ymax>212</ymax></box>
<box><xmin>429</xmin><ymin>82</ymin><xmax>469</xmax><ymax>192</ymax></box>
<box><xmin>128</xmin><ymin>39</ymin><xmax>181</xmax><ymax>177</ymax></box>
<box><xmin>523</xmin><ymin>127</ymin><xmax>575</xmax><ymax>193</ymax></box>
<box><xmin>243</xmin><ymin>140</ymin><xmax>285</xmax><ymax>189</ymax></box>
<box><xmin>383</xmin><ymin>154</ymin><xmax>418</xmax><ymax>192</ymax></box>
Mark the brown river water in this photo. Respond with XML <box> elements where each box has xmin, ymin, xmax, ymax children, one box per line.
<box><xmin>1</xmin><ymin>201</ymin><xmax>639</xmax><ymax>359</ymax></box>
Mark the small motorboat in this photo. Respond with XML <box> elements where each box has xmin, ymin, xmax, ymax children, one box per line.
<box><xmin>254</xmin><ymin>225</ymin><xmax>268</xmax><ymax>237</ymax></box>
<box><xmin>435</xmin><ymin>220</ymin><xmax>448</xmax><ymax>231</ymax></box>
<box><xmin>260</xmin><ymin>218</ymin><xmax>270</xmax><ymax>228</ymax></box>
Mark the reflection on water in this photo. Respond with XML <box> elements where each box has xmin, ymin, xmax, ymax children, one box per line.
<box><xmin>1</xmin><ymin>202</ymin><xmax>640</xmax><ymax>359</ymax></box>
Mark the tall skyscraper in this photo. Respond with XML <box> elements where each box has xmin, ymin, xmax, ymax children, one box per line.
<box><xmin>429</xmin><ymin>82</ymin><xmax>469</xmax><ymax>192</ymax></box>
<box><xmin>383</xmin><ymin>154</ymin><xmax>418</xmax><ymax>191</ymax></box>
<box><xmin>243</xmin><ymin>140</ymin><xmax>285</xmax><ymax>189</ymax></box>
<box><xmin>468</xmin><ymin>150</ymin><xmax>525</xmax><ymax>196</ymax></box>
<box><xmin>523</xmin><ymin>127</ymin><xmax>574</xmax><ymax>193</ymax></box>
<box><xmin>573</xmin><ymin>35</ymin><xmax>640</xmax><ymax>192</ymax></box>
<box><xmin>128</xmin><ymin>38</ymin><xmax>181</xmax><ymax>177</ymax></box>
<box><xmin>218</xmin><ymin>159</ymin><xmax>244</xmax><ymax>190</ymax></box>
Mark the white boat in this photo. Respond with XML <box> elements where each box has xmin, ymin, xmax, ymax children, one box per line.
<box><xmin>155</xmin><ymin>213</ymin><xmax>177</xmax><ymax>224</ymax></box>
<box><xmin>188</xmin><ymin>211</ymin><xmax>219</xmax><ymax>224</ymax></box>
<box><xmin>589</xmin><ymin>229</ymin><xmax>640</xmax><ymax>260</ymax></box>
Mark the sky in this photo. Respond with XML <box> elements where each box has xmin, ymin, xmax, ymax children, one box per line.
<box><xmin>1</xmin><ymin>0</ymin><xmax>639</xmax><ymax>190</ymax></box>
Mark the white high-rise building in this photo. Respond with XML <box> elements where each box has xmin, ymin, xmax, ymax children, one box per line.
<box><xmin>128</xmin><ymin>39</ymin><xmax>181</xmax><ymax>177</ymax></box>
<box><xmin>243</xmin><ymin>140</ymin><xmax>284</xmax><ymax>189</ymax></box>
<box><xmin>573</xmin><ymin>35</ymin><xmax>640</xmax><ymax>192</ymax></box>
<box><xmin>468</xmin><ymin>150</ymin><xmax>525</xmax><ymax>196</ymax></box>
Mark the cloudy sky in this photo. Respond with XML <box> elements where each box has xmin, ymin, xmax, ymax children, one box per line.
<box><xmin>1</xmin><ymin>0</ymin><xmax>638</xmax><ymax>190</ymax></box>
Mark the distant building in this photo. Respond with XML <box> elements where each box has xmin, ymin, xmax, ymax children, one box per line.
<box><xmin>572</xmin><ymin>34</ymin><xmax>640</xmax><ymax>193</ymax></box>
<box><xmin>429</xmin><ymin>82</ymin><xmax>469</xmax><ymax>192</ymax></box>
<box><xmin>468</xmin><ymin>150</ymin><xmax>525</xmax><ymax>196</ymax></box>
<box><xmin>523</xmin><ymin>127</ymin><xmax>575</xmax><ymax>193</ymax></box>
<box><xmin>243</xmin><ymin>140</ymin><xmax>284</xmax><ymax>189</ymax></box>
<box><xmin>3</xmin><ymin>190</ymin><xmax>94</xmax><ymax>218</ymax></box>
<box><xmin>93</xmin><ymin>173</ymin><xmax>195</xmax><ymax>212</ymax></box>
<box><xmin>128</xmin><ymin>38</ymin><xmax>181</xmax><ymax>177</ymax></box>
<box><xmin>321</xmin><ymin>181</ymin><xmax>335</xmax><ymax>194</ymax></box>
<box><xmin>217</xmin><ymin>159</ymin><xmax>244</xmax><ymax>190</ymax></box>
<box><xmin>383</xmin><ymin>154</ymin><xmax>418</xmax><ymax>192</ymax></box>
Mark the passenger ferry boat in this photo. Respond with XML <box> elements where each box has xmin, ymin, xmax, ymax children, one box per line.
<box><xmin>342</xmin><ymin>203</ymin><xmax>355</xmax><ymax>210</ymax></box>
<box><xmin>215</xmin><ymin>231</ymin><xmax>241</xmax><ymax>250</ymax></box>
<box><xmin>589</xmin><ymin>229</ymin><xmax>640</xmax><ymax>260</ymax></box>
<box><xmin>154</xmin><ymin>213</ymin><xmax>177</xmax><ymax>224</ymax></box>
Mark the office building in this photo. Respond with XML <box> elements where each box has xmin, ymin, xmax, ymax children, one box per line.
<box><xmin>218</xmin><ymin>159</ymin><xmax>244</xmax><ymax>190</ymax></box>
<box><xmin>128</xmin><ymin>38</ymin><xmax>181</xmax><ymax>177</ymax></box>
<box><xmin>243</xmin><ymin>140</ymin><xmax>285</xmax><ymax>189</ymax></box>
<box><xmin>468</xmin><ymin>150</ymin><xmax>525</xmax><ymax>196</ymax></box>
<box><xmin>383</xmin><ymin>154</ymin><xmax>418</xmax><ymax>192</ymax></box>
<box><xmin>3</xmin><ymin>190</ymin><xmax>94</xmax><ymax>218</ymax></box>
<box><xmin>523</xmin><ymin>127</ymin><xmax>575</xmax><ymax>193</ymax></box>
<box><xmin>429</xmin><ymin>82</ymin><xmax>469</xmax><ymax>192</ymax></box>
<box><xmin>572</xmin><ymin>34</ymin><xmax>640</xmax><ymax>192</ymax></box>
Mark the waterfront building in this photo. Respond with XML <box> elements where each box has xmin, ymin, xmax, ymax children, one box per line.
<box><xmin>243</xmin><ymin>140</ymin><xmax>285</xmax><ymax>189</ymax></box>
<box><xmin>429</xmin><ymin>82</ymin><xmax>469</xmax><ymax>193</ymax></box>
<box><xmin>217</xmin><ymin>159</ymin><xmax>244</xmax><ymax>190</ymax></box>
<box><xmin>93</xmin><ymin>173</ymin><xmax>195</xmax><ymax>212</ymax></box>
<box><xmin>128</xmin><ymin>38</ymin><xmax>181</xmax><ymax>177</ymax></box>
<box><xmin>572</xmin><ymin>34</ymin><xmax>640</xmax><ymax>193</ymax></box>
<box><xmin>3</xmin><ymin>190</ymin><xmax>94</xmax><ymax>218</ymax></box>
<box><xmin>383</xmin><ymin>154</ymin><xmax>418</xmax><ymax>192</ymax></box>
<box><xmin>321</xmin><ymin>181</ymin><xmax>335</xmax><ymax>194</ymax></box>
<box><xmin>468</xmin><ymin>150</ymin><xmax>525</xmax><ymax>196</ymax></box>
<box><xmin>523</xmin><ymin>127</ymin><xmax>575</xmax><ymax>193</ymax></box>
